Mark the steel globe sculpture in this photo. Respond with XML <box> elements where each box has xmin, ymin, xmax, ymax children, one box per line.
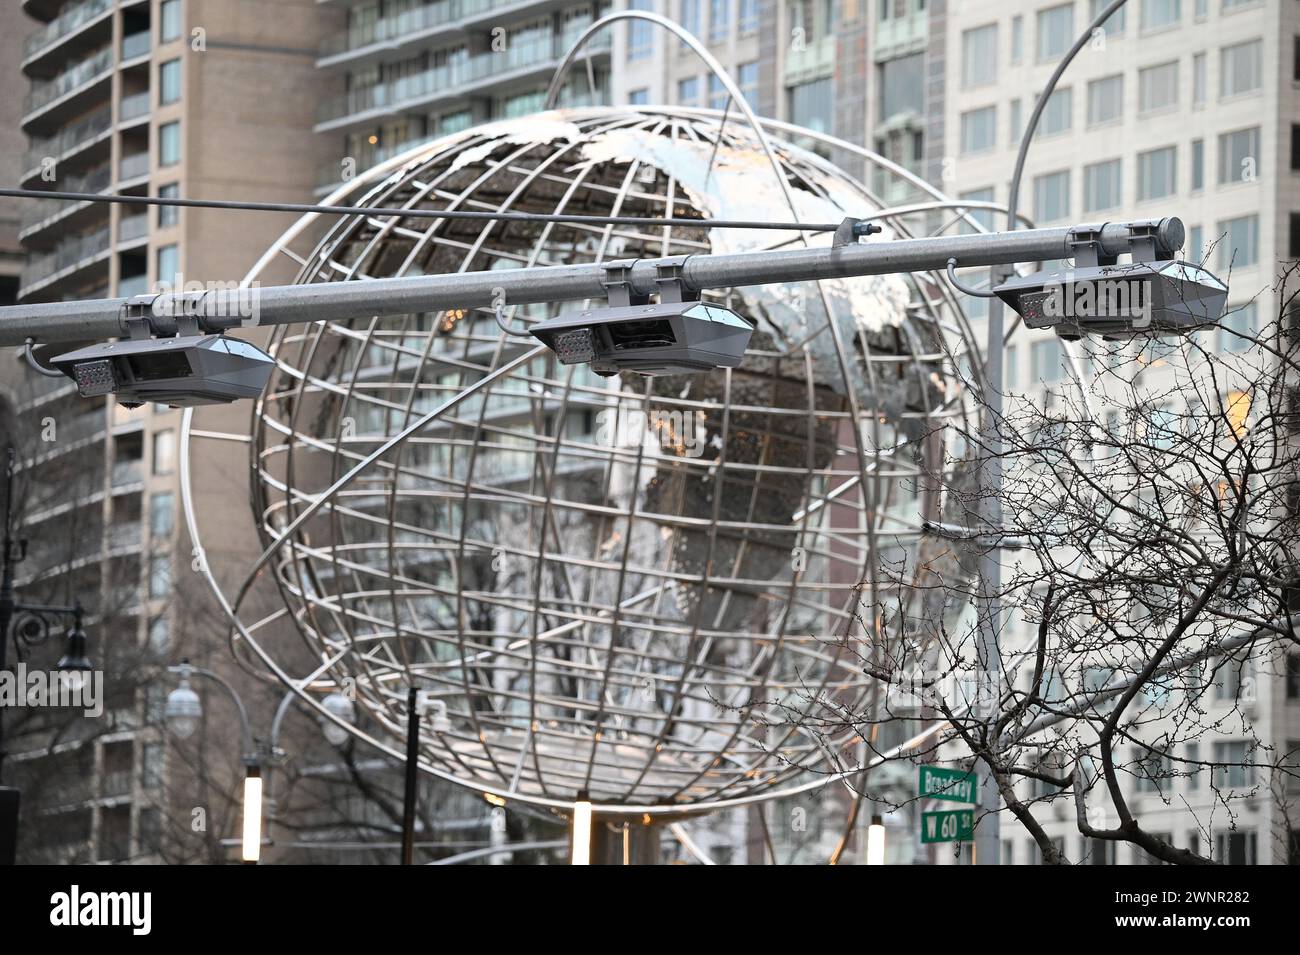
<box><xmin>183</xmin><ymin>105</ymin><xmax>986</xmax><ymax>818</ymax></box>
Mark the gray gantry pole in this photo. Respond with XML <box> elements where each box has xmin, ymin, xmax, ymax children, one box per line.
<box><xmin>971</xmin><ymin>0</ymin><xmax>1131</xmax><ymax>866</ymax></box>
<box><xmin>0</xmin><ymin>219</ymin><xmax>1173</xmax><ymax>346</ymax></box>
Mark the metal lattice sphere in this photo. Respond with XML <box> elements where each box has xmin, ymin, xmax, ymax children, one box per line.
<box><xmin>195</xmin><ymin>107</ymin><xmax>982</xmax><ymax>815</ymax></box>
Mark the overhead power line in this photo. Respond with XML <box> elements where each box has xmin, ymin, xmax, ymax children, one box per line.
<box><xmin>0</xmin><ymin>186</ymin><xmax>858</xmax><ymax>234</ymax></box>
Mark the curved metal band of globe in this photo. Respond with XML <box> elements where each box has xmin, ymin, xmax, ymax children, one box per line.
<box><xmin>178</xmin><ymin>110</ymin><xmax>1029</xmax><ymax>815</ymax></box>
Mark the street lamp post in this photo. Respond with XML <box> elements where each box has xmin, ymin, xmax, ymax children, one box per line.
<box><xmin>164</xmin><ymin>660</ymin><xmax>262</xmax><ymax>863</ymax></box>
<box><xmin>0</xmin><ymin>446</ymin><xmax>95</xmax><ymax>866</ymax></box>
<box><xmin>968</xmin><ymin>0</ymin><xmax>1132</xmax><ymax>868</ymax></box>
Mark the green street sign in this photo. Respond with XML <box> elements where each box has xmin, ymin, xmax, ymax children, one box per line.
<box><xmin>918</xmin><ymin>765</ymin><xmax>977</xmax><ymax>803</ymax></box>
<box><xmin>920</xmin><ymin>808</ymin><xmax>975</xmax><ymax>844</ymax></box>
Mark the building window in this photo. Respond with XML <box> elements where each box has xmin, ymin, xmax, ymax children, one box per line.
<box><xmin>148</xmin><ymin>554</ymin><xmax>172</xmax><ymax>599</ymax></box>
<box><xmin>628</xmin><ymin>0</ymin><xmax>653</xmax><ymax>60</ymax></box>
<box><xmin>1086</xmin><ymin>74</ymin><xmax>1122</xmax><ymax>126</ymax></box>
<box><xmin>1089</xmin><ymin>0</ymin><xmax>1125</xmax><ymax>34</ymax></box>
<box><xmin>1009</xmin><ymin>98</ymin><xmax>1022</xmax><ymax>143</ymax></box>
<box><xmin>680</xmin><ymin>0</ymin><xmax>701</xmax><ymax>43</ymax></box>
<box><xmin>1139</xmin><ymin>0</ymin><xmax>1181</xmax><ymax>33</ymax></box>
<box><xmin>628</xmin><ymin>88</ymin><xmax>648</xmax><ymax>106</ymax></box>
<box><xmin>739</xmin><ymin>0</ymin><xmax>759</xmax><ymax>33</ymax></box>
<box><xmin>879</xmin><ymin>52</ymin><xmax>925</xmax><ymax>122</ymax></box>
<box><xmin>1137</xmin><ymin>146</ymin><xmax>1177</xmax><ymax>200</ymax></box>
<box><xmin>1190</xmin><ymin>139</ymin><xmax>1204</xmax><ymax>191</ymax></box>
<box><xmin>142</xmin><ymin>742</ymin><xmax>164</xmax><ymax>789</ymax></box>
<box><xmin>788</xmin><ymin>76</ymin><xmax>833</xmax><ymax>136</ymax></box>
<box><xmin>960</xmin><ymin>106</ymin><xmax>997</xmax><ymax>154</ymax></box>
<box><xmin>1134</xmin><ymin>749</ymin><xmax>1172</xmax><ymax>793</ymax></box>
<box><xmin>958</xmin><ymin>187</ymin><xmax>996</xmax><ymax>234</ymax></box>
<box><xmin>1011</xmin><ymin>16</ymin><xmax>1024</xmax><ymax>64</ymax></box>
<box><xmin>1033</xmin><ymin>169</ymin><xmax>1070</xmax><ymax>223</ymax></box>
<box><xmin>156</xmin><ymin>244</ymin><xmax>179</xmax><ymax>289</ymax></box>
<box><xmin>157</xmin><ymin>183</ymin><xmax>179</xmax><ymax>228</ymax></box>
<box><xmin>1217</xmin><ymin>214</ymin><xmax>1260</xmax><ymax>269</ymax></box>
<box><xmin>709</xmin><ymin>0</ymin><xmax>730</xmax><ymax>43</ymax></box>
<box><xmin>737</xmin><ymin>61</ymin><xmax>759</xmax><ymax>105</ymax></box>
<box><xmin>150</xmin><ymin>491</ymin><xmax>174</xmax><ymax>538</ymax></box>
<box><xmin>1293</xmin><ymin>124</ymin><xmax>1300</xmax><ymax>172</ymax></box>
<box><xmin>1138</xmin><ymin>61</ymin><xmax>1179</xmax><ymax>114</ymax></box>
<box><xmin>1218</xmin><ymin>127</ymin><xmax>1260</xmax><ymax>184</ymax></box>
<box><xmin>1219</xmin><ymin>302</ymin><xmax>1257</xmax><ymax>352</ymax></box>
<box><xmin>1213</xmin><ymin>740</ymin><xmax>1256</xmax><ymax>789</ymax></box>
<box><xmin>961</xmin><ymin>24</ymin><xmax>998</xmax><ymax>88</ymax></box>
<box><xmin>160</xmin><ymin>0</ymin><xmax>182</xmax><ymax>43</ymax></box>
<box><xmin>1188</xmin><ymin>225</ymin><xmax>1204</xmax><ymax>263</ymax></box>
<box><xmin>1288</xmin><ymin>654</ymin><xmax>1300</xmax><ymax>698</ymax></box>
<box><xmin>1035</xmin><ymin>87</ymin><xmax>1072</xmax><ymax>137</ymax></box>
<box><xmin>159</xmin><ymin>59</ymin><xmax>181</xmax><ymax>106</ymax></box>
<box><xmin>1031</xmin><ymin>337</ymin><xmax>1065</xmax><ymax>382</ymax></box>
<box><xmin>677</xmin><ymin>76</ymin><xmax>699</xmax><ymax>106</ymax></box>
<box><xmin>148</xmin><ymin>616</ymin><xmax>170</xmax><ymax>655</ymax></box>
<box><xmin>708</xmin><ymin>74</ymin><xmax>728</xmax><ymax>109</ymax></box>
<box><xmin>1036</xmin><ymin>3</ymin><xmax>1075</xmax><ymax>62</ymax></box>
<box><xmin>159</xmin><ymin>121</ymin><xmax>181</xmax><ymax>166</ymax></box>
<box><xmin>1192</xmin><ymin>52</ymin><xmax>1206</xmax><ymax>108</ymax></box>
<box><xmin>1214</xmin><ymin>831</ymin><xmax>1256</xmax><ymax>865</ymax></box>
<box><xmin>152</xmin><ymin>429</ymin><xmax>176</xmax><ymax>476</ymax></box>
<box><xmin>1221</xmin><ymin>39</ymin><xmax>1262</xmax><ymax>98</ymax></box>
<box><xmin>1083</xmin><ymin>158</ymin><xmax>1122</xmax><ymax>212</ymax></box>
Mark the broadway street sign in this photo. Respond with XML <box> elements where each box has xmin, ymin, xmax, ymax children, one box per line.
<box><xmin>918</xmin><ymin>765</ymin><xmax>977</xmax><ymax>803</ymax></box>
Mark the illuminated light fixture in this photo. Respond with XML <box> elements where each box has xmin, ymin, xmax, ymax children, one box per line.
<box><xmin>242</xmin><ymin>766</ymin><xmax>263</xmax><ymax>864</ymax></box>
<box><xmin>164</xmin><ymin>673</ymin><xmax>202</xmax><ymax>739</ymax></box>
<box><xmin>571</xmin><ymin>790</ymin><xmax>593</xmax><ymax>866</ymax></box>
<box><xmin>866</xmin><ymin>814</ymin><xmax>886</xmax><ymax>866</ymax></box>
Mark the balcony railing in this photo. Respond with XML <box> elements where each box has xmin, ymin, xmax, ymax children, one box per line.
<box><xmin>119</xmin><ymin>152</ymin><xmax>149</xmax><ymax>181</ymax></box>
<box><xmin>24</xmin><ymin>105</ymin><xmax>112</xmax><ymax>171</ymax></box>
<box><xmin>118</xmin><ymin>213</ymin><xmax>148</xmax><ymax>243</ymax></box>
<box><xmin>24</xmin><ymin>0</ymin><xmax>113</xmax><ymax>61</ymax></box>
<box><xmin>20</xmin><ymin>162</ymin><xmax>111</xmax><ymax>231</ymax></box>
<box><xmin>25</xmin><ymin>46</ymin><xmax>112</xmax><ymax>116</ymax></box>
<box><xmin>111</xmin><ymin>459</ymin><xmax>143</xmax><ymax>487</ymax></box>
<box><xmin>121</xmin><ymin>31</ymin><xmax>150</xmax><ymax>61</ymax></box>
<box><xmin>120</xmin><ymin>91</ymin><xmax>150</xmax><ymax>122</ymax></box>
<box><xmin>21</xmin><ymin>225</ymin><xmax>110</xmax><ymax>288</ymax></box>
<box><xmin>320</xmin><ymin>0</ymin><xmax>498</xmax><ymax>58</ymax></box>
<box><xmin>106</xmin><ymin>523</ymin><xmax>142</xmax><ymax>551</ymax></box>
<box><xmin>319</xmin><ymin>30</ymin><xmax>609</xmax><ymax>123</ymax></box>
<box><xmin>118</xmin><ymin>273</ymin><xmax>150</xmax><ymax>297</ymax></box>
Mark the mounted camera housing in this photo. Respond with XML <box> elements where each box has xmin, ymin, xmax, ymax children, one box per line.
<box><xmin>994</xmin><ymin>260</ymin><xmax>1228</xmax><ymax>339</ymax></box>
<box><xmin>992</xmin><ymin>221</ymin><xmax>1227</xmax><ymax>340</ymax></box>
<box><xmin>530</xmin><ymin>256</ymin><xmax>753</xmax><ymax>376</ymax></box>
<box><xmin>531</xmin><ymin>301</ymin><xmax>754</xmax><ymax>376</ymax></box>
<box><xmin>50</xmin><ymin>334</ymin><xmax>275</xmax><ymax>408</ymax></box>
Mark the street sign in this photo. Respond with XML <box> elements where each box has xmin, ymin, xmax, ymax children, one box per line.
<box><xmin>918</xmin><ymin>765</ymin><xmax>977</xmax><ymax>803</ymax></box>
<box><xmin>921</xmin><ymin>808</ymin><xmax>974</xmax><ymax>844</ymax></box>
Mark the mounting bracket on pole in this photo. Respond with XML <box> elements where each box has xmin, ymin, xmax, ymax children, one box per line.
<box><xmin>652</xmin><ymin>255</ymin><xmax>698</xmax><ymax>304</ymax></box>
<box><xmin>600</xmin><ymin>259</ymin><xmax>648</xmax><ymax>307</ymax></box>
<box><xmin>833</xmin><ymin>217</ymin><xmax>883</xmax><ymax>248</ymax></box>
<box><xmin>119</xmin><ymin>290</ymin><xmax>210</xmax><ymax>339</ymax></box>
<box><xmin>1065</xmin><ymin>223</ymin><xmax>1118</xmax><ymax>268</ymax></box>
<box><xmin>1127</xmin><ymin>218</ymin><xmax>1179</xmax><ymax>264</ymax></box>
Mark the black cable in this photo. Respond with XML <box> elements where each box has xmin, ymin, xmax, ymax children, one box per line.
<box><xmin>0</xmin><ymin>186</ymin><xmax>852</xmax><ymax>234</ymax></box>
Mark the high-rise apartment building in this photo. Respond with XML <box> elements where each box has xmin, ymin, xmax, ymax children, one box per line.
<box><xmin>313</xmin><ymin>0</ymin><xmax>613</xmax><ymax>194</ymax></box>
<box><xmin>2</xmin><ymin>0</ymin><xmax>327</xmax><ymax>863</ymax></box>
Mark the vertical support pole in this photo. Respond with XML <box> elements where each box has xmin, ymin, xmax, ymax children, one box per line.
<box><xmin>401</xmin><ymin>686</ymin><xmax>420</xmax><ymax>865</ymax></box>
<box><xmin>0</xmin><ymin>447</ymin><xmax>18</xmax><ymax>866</ymax></box>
